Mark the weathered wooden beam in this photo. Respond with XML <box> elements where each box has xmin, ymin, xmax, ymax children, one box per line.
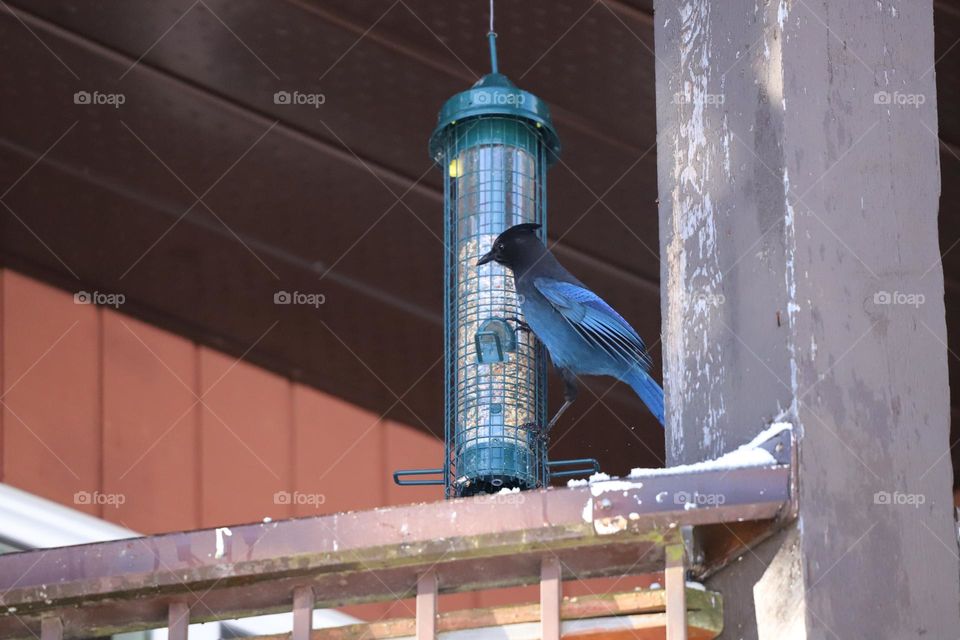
<box><xmin>308</xmin><ymin>614</ymin><xmax>721</xmax><ymax>640</ymax></box>
<box><xmin>654</xmin><ymin>0</ymin><xmax>960</xmax><ymax>636</ymax></box>
<box><xmin>0</xmin><ymin>466</ymin><xmax>784</xmax><ymax>639</ymax></box>
<box><xmin>248</xmin><ymin>588</ymin><xmax>723</xmax><ymax>640</ymax></box>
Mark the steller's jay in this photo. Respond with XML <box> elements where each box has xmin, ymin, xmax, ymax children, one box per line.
<box><xmin>477</xmin><ymin>223</ymin><xmax>664</xmax><ymax>429</ymax></box>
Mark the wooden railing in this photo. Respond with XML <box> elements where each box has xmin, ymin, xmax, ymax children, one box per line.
<box><xmin>0</xmin><ymin>427</ymin><xmax>794</xmax><ymax>640</ymax></box>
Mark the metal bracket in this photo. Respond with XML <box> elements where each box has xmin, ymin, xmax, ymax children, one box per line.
<box><xmin>547</xmin><ymin>458</ymin><xmax>600</xmax><ymax>480</ymax></box>
<box><xmin>393</xmin><ymin>468</ymin><xmax>445</xmax><ymax>486</ymax></box>
<box><xmin>687</xmin><ymin>422</ymin><xmax>798</xmax><ymax>576</ymax></box>
<box><xmin>753</xmin><ymin>422</ymin><xmax>798</xmax><ymax>521</ymax></box>
<box><xmin>755</xmin><ymin>424</ymin><xmax>792</xmax><ymax>466</ymax></box>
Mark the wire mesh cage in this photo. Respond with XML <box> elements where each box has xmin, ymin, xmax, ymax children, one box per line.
<box><xmin>441</xmin><ymin>116</ymin><xmax>549</xmax><ymax>496</ymax></box>
<box><xmin>392</xmin><ymin>70</ymin><xmax>599</xmax><ymax>497</ymax></box>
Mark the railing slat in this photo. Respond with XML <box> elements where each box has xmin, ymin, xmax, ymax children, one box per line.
<box><xmin>292</xmin><ymin>587</ymin><xmax>314</xmax><ymax>640</ymax></box>
<box><xmin>39</xmin><ymin>618</ymin><xmax>61</xmax><ymax>640</ymax></box>
<box><xmin>168</xmin><ymin>602</ymin><xmax>189</xmax><ymax>640</ymax></box>
<box><xmin>540</xmin><ymin>556</ymin><xmax>562</xmax><ymax>640</ymax></box>
<box><xmin>665</xmin><ymin>543</ymin><xmax>688</xmax><ymax>640</ymax></box>
<box><xmin>416</xmin><ymin>569</ymin><xmax>437</xmax><ymax>640</ymax></box>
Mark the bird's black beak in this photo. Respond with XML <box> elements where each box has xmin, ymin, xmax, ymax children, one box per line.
<box><xmin>477</xmin><ymin>250</ymin><xmax>495</xmax><ymax>266</ymax></box>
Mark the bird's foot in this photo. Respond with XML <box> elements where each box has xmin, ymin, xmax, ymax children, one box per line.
<box><xmin>505</xmin><ymin>316</ymin><xmax>532</xmax><ymax>333</ymax></box>
<box><xmin>518</xmin><ymin>421</ymin><xmax>549</xmax><ymax>445</ymax></box>
<box><xmin>546</xmin><ymin>398</ymin><xmax>575</xmax><ymax>431</ymax></box>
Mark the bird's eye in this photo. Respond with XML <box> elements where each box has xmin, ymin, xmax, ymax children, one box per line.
<box><xmin>496</xmin><ymin>243</ymin><xmax>504</xmax><ymax>251</ymax></box>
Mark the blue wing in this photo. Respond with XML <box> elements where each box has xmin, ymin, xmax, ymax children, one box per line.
<box><xmin>533</xmin><ymin>278</ymin><xmax>653</xmax><ymax>372</ymax></box>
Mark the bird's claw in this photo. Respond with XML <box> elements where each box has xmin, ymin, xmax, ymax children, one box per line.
<box><xmin>518</xmin><ymin>421</ymin><xmax>549</xmax><ymax>444</ymax></box>
<box><xmin>505</xmin><ymin>316</ymin><xmax>532</xmax><ymax>333</ymax></box>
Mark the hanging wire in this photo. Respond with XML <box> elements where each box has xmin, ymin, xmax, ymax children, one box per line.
<box><xmin>488</xmin><ymin>0</ymin><xmax>498</xmax><ymax>74</ymax></box>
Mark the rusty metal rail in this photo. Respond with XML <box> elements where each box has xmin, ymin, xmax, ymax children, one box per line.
<box><xmin>0</xmin><ymin>429</ymin><xmax>793</xmax><ymax>640</ymax></box>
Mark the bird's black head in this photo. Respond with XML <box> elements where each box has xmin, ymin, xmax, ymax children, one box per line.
<box><xmin>476</xmin><ymin>223</ymin><xmax>544</xmax><ymax>270</ymax></box>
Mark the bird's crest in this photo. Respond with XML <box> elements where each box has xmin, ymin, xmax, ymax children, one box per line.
<box><xmin>498</xmin><ymin>222</ymin><xmax>541</xmax><ymax>239</ymax></box>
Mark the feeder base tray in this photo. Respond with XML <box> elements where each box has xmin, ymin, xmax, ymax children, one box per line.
<box><xmin>457</xmin><ymin>475</ymin><xmax>533</xmax><ymax>497</ymax></box>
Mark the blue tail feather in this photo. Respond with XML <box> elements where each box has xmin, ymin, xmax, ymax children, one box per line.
<box><xmin>624</xmin><ymin>369</ymin><xmax>665</xmax><ymax>427</ymax></box>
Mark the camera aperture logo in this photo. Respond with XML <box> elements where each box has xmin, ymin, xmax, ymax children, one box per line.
<box><xmin>274</xmin><ymin>291</ymin><xmax>325</xmax><ymax>308</ymax></box>
<box><xmin>74</xmin><ymin>90</ymin><xmax>125</xmax><ymax>109</ymax></box>
<box><xmin>273</xmin><ymin>90</ymin><xmax>325</xmax><ymax>108</ymax></box>
<box><xmin>273</xmin><ymin>490</ymin><xmax>325</xmax><ymax>506</ymax></box>
<box><xmin>74</xmin><ymin>490</ymin><xmax>126</xmax><ymax>508</ymax></box>
<box><xmin>75</xmin><ymin>290</ymin><xmax>125</xmax><ymax>308</ymax></box>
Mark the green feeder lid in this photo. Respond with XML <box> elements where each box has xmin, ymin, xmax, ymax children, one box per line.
<box><xmin>428</xmin><ymin>72</ymin><xmax>561</xmax><ymax>165</ymax></box>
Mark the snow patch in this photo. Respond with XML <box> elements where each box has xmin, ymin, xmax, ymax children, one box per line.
<box><xmin>777</xmin><ymin>0</ymin><xmax>789</xmax><ymax>29</ymax></box>
<box><xmin>214</xmin><ymin>526</ymin><xmax>232</xmax><ymax>559</ymax></box>
<box><xmin>590</xmin><ymin>481</ymin><xmax>639</xmax><ymax>497</ymax></box>
<box><xmin>628</xmin><ymin>422</ymin><xmax>790</xmax><ymax>477</ymax></box>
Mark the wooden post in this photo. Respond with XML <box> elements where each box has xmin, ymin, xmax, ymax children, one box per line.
<box><xmin>664</xmin><ymin>544</ymin><xmax>687</xmax><ymax>640</ymax></box>
<box><xmin>540</xmin><ymin>556</ymin><xmax>562</xmax><ymax>640</ymax></box>
<box><xmin>167</xmin><ymin>602</ymin><xmax>189</xmax><ymax>640</ymax></box>
<box><xmin>654</xmin><ymin>0</ymin><xmax>960</xmax><ymax>637</ymax></box>
<box><xmin>292</xmin><ymin>586</ymin><xmax>314</xmax><ymax>640</ymax></box>
<box><xmin>416</xmin><ymin>569</ymin><xmax>437</xmax><ymax>640</ymax></box>
<box><xmin>39</xmin><ymin>617</ymin><xmax>62</xmax><ymax>640</ymax></box>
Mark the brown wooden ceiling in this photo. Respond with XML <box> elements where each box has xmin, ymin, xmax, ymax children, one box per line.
<box><xmin>1</xmin><ymin>0</ymin><xmax>958</xmax><ymax>479</ymax></box>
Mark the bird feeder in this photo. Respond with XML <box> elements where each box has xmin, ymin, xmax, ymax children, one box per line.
<box><xmin>394</xmin><ymin>28</ymin><xmax>598</xmax><ymax>497</ymax></box>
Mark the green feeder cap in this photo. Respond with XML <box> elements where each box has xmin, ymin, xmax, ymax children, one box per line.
<box><xmin>428</xmin><ymin>72</ymin><xmax>561</xmax><ymax>165</ymax></box>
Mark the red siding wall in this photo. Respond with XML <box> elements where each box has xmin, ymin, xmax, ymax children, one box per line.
<box><xmin>0</xmin><ymin>269</ymin><xmax>650</xmax><ymax>618</ymax></box>
<box><xmin>102</xmin><ymin>311</ymin><xmax>200</xmax><ymax>533</ymax></box>
<box><xmin>0</xmin><ymin>268</ymin><xmax>446</xmax><ymax>529</ymax></box>
<box><xmin>2</xmin><ymin>270</ymin><xmax>101</xmax><ymax>514</ymax></box>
